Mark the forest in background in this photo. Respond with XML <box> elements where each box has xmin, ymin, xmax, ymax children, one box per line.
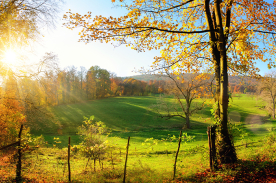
<box><xmin>2</xmin><ymin>62</ymin><xmax>259</xmax><ymax>109</ymax></box>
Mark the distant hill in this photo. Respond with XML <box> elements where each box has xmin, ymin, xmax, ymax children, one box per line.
<box><xmin>125</xmin><ymin>74</ymin><xmax>258</xmax><ymax>85</ymax></box>
<box><xmin>124</xmin><ymin>74</ymin><xmax>169</xmax><ymax>82</ymax></box>
<box><xmin>125</xmin><ymin>73</ymin><xmax>196</xmax><ymax>82</ymax></box>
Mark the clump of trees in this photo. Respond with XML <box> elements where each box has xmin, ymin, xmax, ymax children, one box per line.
<box><xmin>14</xmin><ymin>63</ymin><xmax>168</xmax><ymax>108</ymax></box>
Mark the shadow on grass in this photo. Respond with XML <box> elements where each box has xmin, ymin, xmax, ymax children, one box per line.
<box><xmin>31</xmin><ymin>96</ymin><xmax>211</xmax><ymax>139</ymax></box>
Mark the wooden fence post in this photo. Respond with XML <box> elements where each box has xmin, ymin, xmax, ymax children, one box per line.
<box><xmin>211</xmin><ymin>125</ymin><xmax>217</xmax><ymax>170</ymax></box>
<box><xmin>173</xmin><ymin>131</ymin><xmax>182</xmax><ymax>180</ymax></box>
<box><xmin>16</xmin><ymin>124</ymin><xmax>23</xmax><ymax>183</ymax></box>
<box><xmin>123</xmin><ymin>136</ymin><xmax>130</xmax><ymax>183</ymax></box>
<box><xmin>207</xmin><ymin>127</ymin><xmax>212</xmax><ymax>170</ymax></box>
<box><xmin>68</xmin><ymin>137</ymin><xmax>71</xmax><ymax>182</ymax></box>
<box><xmin>207</xmin><ymin>126</ymin><xmax>217</xmax><ymax>171</ymax></box>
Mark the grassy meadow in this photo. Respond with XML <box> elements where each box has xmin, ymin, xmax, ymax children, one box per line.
<box><xmin>33</xmin><ymin>94</ymin><xmax>270</xmax><ymax>147</ymax></box>
<box><xmin>34</xmin><ymin>95</ymin><xmax>213</xmax><ymax>147</ymax></box>
<box><xmin>2</xmin><ymin>94</ymin><xmax>276</xmax><ymax>182</ymax></box>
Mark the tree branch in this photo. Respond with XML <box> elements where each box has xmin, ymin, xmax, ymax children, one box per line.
<box><xmin>152</xmin><ymin>0</ymin><xmax>195</xmax><ymax>13</ymax></box>
<box><xmin>225</xmin><ymin>0</ymin><xmax>233</xmax><ymax>42</ymax></box>
<box><xmin>87</xmin><ymin>26</ymin><xmax>215</xmax><ymax>35</ymax></box>
<box><xmin>253</xmin><ymin>30</ymin><xmax>276</xmax><ymax>34</ymax></box>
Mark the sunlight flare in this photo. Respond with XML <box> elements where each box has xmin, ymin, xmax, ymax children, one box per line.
<box><xmin>2</xmin><ymin>49</ymin><xmax>18</xmax><ymax>65</ymax></box>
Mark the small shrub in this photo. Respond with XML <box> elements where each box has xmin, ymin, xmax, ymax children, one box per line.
<box><xmin>266</xmin><ymin>128</ymin><xmax>276</xmax><ymax>146</ymax></box>
<box><xmin>77</xmin><ymin>116</ymin><xmax>110</xmax><ymax>171</ymax></box>
<box><xmin>229</xmin><ymin>122</ymin><xmax>248</xmax><ymax>143</ymax></box>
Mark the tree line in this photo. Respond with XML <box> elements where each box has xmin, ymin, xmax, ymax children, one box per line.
<box><xmin>5</xmin><ymin>64</ymin><xmax>170</xmax><ymax>108</ymax></box>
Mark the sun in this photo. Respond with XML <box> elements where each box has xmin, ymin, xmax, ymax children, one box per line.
<box><xmin>2</xmin><ymin>49</ymin><xmax>18</xmax><ymax>65</ymax></box>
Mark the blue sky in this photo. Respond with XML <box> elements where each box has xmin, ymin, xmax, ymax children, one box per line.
<box><xmin>31</xmin><ymin>0</ymin><xmax>274</xmax><ymax>76</ymax></box>
<box><xmin>32</xmin><ymin>0</ymin><xmax>159</xmax><ymax>77</ymax></box>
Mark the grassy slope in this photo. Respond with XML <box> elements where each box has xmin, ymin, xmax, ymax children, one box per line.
<box><xmin>31</xmin><ymin>94</ymin><xmax>275</xmax><ymax>149</ymax></box>
<box><xmin>46</xmin><ymin>96</ymin><xmax>210</xmax><ymax>132</ymax></box>
<box><xmin>33</xmin><ymin>95</ymin><xmax>211</xmax><ymax>146</ymax></box>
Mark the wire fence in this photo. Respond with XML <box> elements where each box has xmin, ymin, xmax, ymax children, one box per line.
<box><xmin>0</xmin><ymin>125</ymin><xmax>266</xmax><ymax>183</ymax></box>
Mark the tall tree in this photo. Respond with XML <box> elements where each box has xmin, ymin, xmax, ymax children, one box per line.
<box><xmin>259</xmin><ymin>71</ymin><xmax>276</xmax><ymax>119</ymax></box>
<box><xmin>86</xmin><ymin>70</ymin><xmax>96</xmax><ymax>100</ymax></box>
<box><xmin>79</xmin><ymin>66</ymin><xmax>87</xmax><ymax>99</ymax></box>
<box><xmin>64</xmin><ymin>0</ymin><xmax>276</xmax><ymax>164</ymax></box>
<box><xmin>89</xmin><ymin>66</ymin><xmax>111</xmax><ymax>98</ymax></box>
<box><xmin>97</xmin><ymin>68</ymin><xmax>111</xmax><ymax>98</ymax></box>
<box><xmin>157</xmin><ymin>72</ymin><xmax>211</xmax><ymax>129</ymax></box>
<box><xmin>110</xmin><ymin>73</ymin><xmax>123</xmax><ymax>96</ymax></box>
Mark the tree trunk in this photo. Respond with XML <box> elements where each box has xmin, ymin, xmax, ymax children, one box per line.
<box><xmin>214</xmin><ymin>0</ymin><xmax>237</xmax><ymax>164</ymax></box>
<box><xmin>16</xmin><ymin>125</ymin><xmax>23</xmax><ymax>183</ymax></box>
<box><xmin>186</xmin><ymin>115</ymin><xmax>190</xmax><ymax>129</ymax></box>
<box><xmin>204</xmin><ymin>0</ymin><xmax>220</xmax><ymax>118</ymax></box>
<box><xmin>218</xmin><ymin>46</ymin><xmax>237</xmax><ymax>164</ymax></box>
<box><xmin>62</xmin><ymin>76</ymin><xmax>66</xmax><ymax>104</ymax></box>
<box><xmin>185</xmin><ymin>98</ymin><xmax>191</xmax><ymax>129</ymax></box>
<box><xmin>81</xmin><ymin>75</ymin><xmax>83</xmax><ymax>99</ymax></box>
<box><xmin>86</xmin><ymin>73</ymin><xmax>89</xmax><ymax>100</ymax></box>
<box><xmin>214</xmin><ymin>52</ymin><xmax>220</xmax><ymax>119</ymax></box>
<box><xmin>273</xmin><ymin>98</ymin><xmax>275</xmax><ymax>119</ymax></box>
<box><xmin>205</xmin><ymin>0</ymin><xmax>237</xmax><ymax>164</ymax></box>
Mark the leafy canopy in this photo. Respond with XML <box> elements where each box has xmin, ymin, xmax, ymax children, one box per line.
<box><xmin>64</xmin><ymin>0</ymin><xmax>276</xmax><ymax>76</ymax></box>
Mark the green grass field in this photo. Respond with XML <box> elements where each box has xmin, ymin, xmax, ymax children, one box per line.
<box><xmin>3</xmin><ymin>94</ymin><xmax>276</xmax><ymax>182</ymax></box>
<box><xmin>32</xmin><ymin>94</ymin><xmax>272</xmax><ymax>147</ymax></box>
<box><xmin>32</xmin><ymin>95</ymin><xmax>212</xmax><ymax>147</ymax></box>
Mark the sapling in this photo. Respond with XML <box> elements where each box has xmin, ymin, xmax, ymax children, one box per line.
<box><xmin>77</xmin><ymin>116</ymin><xmax>110</xmax><ymax>172</ymax></box>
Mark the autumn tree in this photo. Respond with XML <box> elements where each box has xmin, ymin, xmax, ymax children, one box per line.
<box><xmin>145</xmin><ymin>80</ymin><xmax>157</xmax><ymax>94</ymax></box>
<box><xmin>57</xmin><ymin>70</ymin><xmax>67</xmax><ymax>103</ymax></box>
<box><xmin>0</xmin><ymin>0</ymin><xmax>62</xmax><ymax>146</ymax></box>
<box><xmin>156</xmin><ymin>71</ymin><xmax>211</xmax><ymax>129</ymax></box>
<box><xmin>259</xmin><ymin>71</ymin><xmax>276</xmax><ymax>119</ymax></box>
<box><xmin>122</xmin><ymin>78</ymin><xmax>146</xmax><ymax>95</ymax></box>
<box><xmin>86</xmin><ymin>70</ymin><xmax>96</xmax><ymax>100</ymax></box>
<box><xmin>156</xmin><ymin>80</ymin><xmax>166</xmax><ymax>94</ymax></box>
<box><xmin>64</xmin><ymin>0</ymin><xmax>276</xmax><ymax>164</ymax></box>
<box><xmin>97</xmin><ymin>68</ymin><xmax>111</xmax><ymax>98</ymax></box>
<box><xmin>79</xmin><ymin>66</ymin><xmax>88</xmax><ymax>99</ymax></box>
<box><xmin>0</xmin><ymin>72</ymin><xmax>26</xmax><ymax>146</ymax></box>
<box><xmin>35</xmin><ymin>53</ymin><xmax>60</xmax><ymax>105</ymax></box>
<box><xmin>66</xmin><ymin>66</ymin><xmax>79</xmax><ymax>103</ymax></box>
<box><xmin>89</xmin><ymin>66</ymin><xmax>111</xmax><ymax>98</ymax></box>
<box><xmin>110</xmin><ymin>73</ymin><xmax>123</xmax><ymax>96</ymax></box>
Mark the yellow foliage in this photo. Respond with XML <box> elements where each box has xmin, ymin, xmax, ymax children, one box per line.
<box><xmin>63</xmin><ymin>0</ymin><xmax>276</xmax><ymax>77</ymax></box>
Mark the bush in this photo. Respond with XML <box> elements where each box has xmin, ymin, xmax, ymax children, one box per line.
<box><xmin>77</xmin><ymin>116</ymin><xmax>110</xmax><ymax>171</ymax></box>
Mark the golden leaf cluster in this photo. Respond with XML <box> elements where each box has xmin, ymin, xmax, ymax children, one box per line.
<box><xmin>63</xmin><ymin>0</ymin><xmax>276</xmax><ymax>77</ymax></box>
